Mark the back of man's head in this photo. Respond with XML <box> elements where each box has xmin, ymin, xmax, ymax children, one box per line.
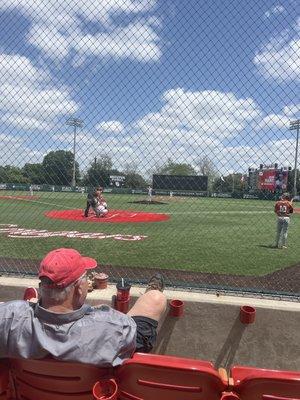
<box><xmin>39</xmin><ymin>248</ymin><xmax>97</xmax><ymax>309</ymax></box>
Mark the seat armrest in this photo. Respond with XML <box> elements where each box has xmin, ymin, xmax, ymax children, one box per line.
<box><xmin>218</xmin><ymin>368</ymin><xmax>228</xmax><ymax>385</ymax></box>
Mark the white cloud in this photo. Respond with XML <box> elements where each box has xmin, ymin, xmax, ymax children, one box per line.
<box><xmin>0</xmin><ymin>54</ymin><xmax>79</xmax><ymax>131</ymax></box>
<box><xmin>138</xmin><ymin>88</ymin><xmax>261</xmax><ymax>140</ymax></box>
<box><xmin>96</xmin><ymin>120</ymin><xmax>124</xmax><ymax>134</ymax></box>
<box><xmin>0</xmin><ymin>53</ymin><xmax>46</xmax><ymax>86</ymax></box>
<box><xmin>73</xmin><ymin>21</ymin><xmax>161</xmax><ymax>62</ymax></box>
<box><xmin>254</xmin><ymin>18</ymin><xmax>300</xmax><ymax>82</ymax></box>
<box><xmin>220</xmin><ymin>139</ymin><xmax>295</xmax><ymax>173</ymax></box>
<box><xmin>1</xmin><ymin>115</ymin><xmax>51</xmax><ymax>131</ymax></box>
<box><xmin>283</xmin><ymin>104</ymin><xmax>300</xmax><ymax>118</ymax></box>
<box><xmin>86</xmin><ymin>88</ymin><xmax>263</xmax><ymax>173</ymax></box>
<box><xmin>2</xmin><ymin>78</ymin><xmax>298</xmax><ymax>175</ymax></box>
<box><xmin>0</xmin><ymin>133</ymin><xmax>45</xmax><ymax>166</ymax></box>
<box><xmin>0</xmin><ymin>0</ymin><xmax>156</xmax><ymax>25</ymax></box>
<box><xmin>2</xmin><ymin>0</ymin><xmax>161</xmax><ymax>63</ymax></box>
<box><xmin>28</xmin><ymin>25</ymin><xmax>73</xmax><ymax>60</ymax></box>
<box><xmin>264</xmin><ymin>5</ymin><xmax>285</xmax><ymax>18</ymax></box>
<box><xmin>255</xmin><ymin>114</ymin><xmax>290</xmax><ymax>131</ymax></box>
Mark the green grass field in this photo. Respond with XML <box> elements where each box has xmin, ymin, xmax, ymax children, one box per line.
<box><xmin>0</xmin><ymin>191</ymin><xmax>299</xmax><ymax>276</ymax></box>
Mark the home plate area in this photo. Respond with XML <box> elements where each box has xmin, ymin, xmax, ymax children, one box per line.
<box><xmin>45</xmin><ymin>209</ymin><xmax>170</xmax><ymax>223</ymax></box>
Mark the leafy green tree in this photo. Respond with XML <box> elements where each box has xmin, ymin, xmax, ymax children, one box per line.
<box><xmin>158</xmin><ymin>159</ymin><xmax>196</xmax><ymax>176</ymax></box>
<box><xmin>287</xmin><ymin>169</ymin><xmax>300</xmax><ymax>195</ymax></box>
<box><xmin>213</xmin><ymin>173</ymin><xmax>244</xmax><ymax>193</ymax></box>
<box><xmin>122</xmin><ymin>163</ymin><xmax>146</xmax><ymax>188</ymax></box>
<box><xmin>124</xmin><ymin>173</ymin><xmax>147</xmax><ymax>188</ymax></box>
<box><xmin>22</xmin><ymin>163</ymin><xmax>45</xmax><ymax>184</ymax></box>
<box><xmin>84</xmin><ymin>155</ymin><xmax>113</xmax><ymax>187</ymax></box>
<box><xmin>42</xmin><ymin>150</ymin><xmax>80</xmax><ymax>185</ymax></box>
<box><xmin>196</xmin><ymin>156</ymin><xmax>218</xmax><ymax>191</ymax></box>
<box><xmin>0</xmin><ymin>165</ymin><xmax>28</xmax><ymax>183</ymax></box>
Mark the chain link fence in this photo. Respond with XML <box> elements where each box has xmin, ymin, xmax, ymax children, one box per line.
<box><xmin>0</xmin><ymin>0</ymin><xmax>299</xmax><ymax>298</ymax></box>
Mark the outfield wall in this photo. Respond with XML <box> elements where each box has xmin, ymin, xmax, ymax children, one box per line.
<box><xmin>0</xmin><ymin>183</ymin><xmax>283</xmax><ymax>200</ymax></box>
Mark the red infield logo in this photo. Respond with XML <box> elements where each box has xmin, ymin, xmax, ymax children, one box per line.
<box><xmin>0</xmin><ymin>224</ymin><xmax>147</xmax><ymax>241</ymax></box>
<box><xmin>45</xmin><ymin>209</ymin><xmax>170</xmax><ymax>223</ymax></box>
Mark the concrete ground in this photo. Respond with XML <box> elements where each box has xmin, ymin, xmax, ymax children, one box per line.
<box><xmin>0</xmin><ymin>276</ymin><xmax>299</xmax><ymax>372</ymax></box>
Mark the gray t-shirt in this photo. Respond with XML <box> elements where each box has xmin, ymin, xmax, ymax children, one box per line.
<box><xmin>0</xmin><ymin>300</ymin><xmax>137</xmax><ymax>367</ymax></box>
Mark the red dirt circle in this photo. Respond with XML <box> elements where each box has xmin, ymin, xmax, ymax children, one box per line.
<box><xmin>45</xmin><ymin>209</ymin><xmax>170</xmax><ymax>223</ymax></box>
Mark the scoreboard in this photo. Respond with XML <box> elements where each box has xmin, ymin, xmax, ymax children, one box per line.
<box><xmin>153</xmin><ymin>174</ymin><xmax>208</xmax><ymax>191</ymax></box>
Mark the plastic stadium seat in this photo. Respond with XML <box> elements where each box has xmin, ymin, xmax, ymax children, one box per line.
<box><xmin>8</xmin><ymin>358</ymin><xmax>113</xmax><ymax>400</ymax></box>
<box><xmin>230</xmin><ymin>365</ymin><xmax>300</xmax><ymax>400</ymax></box>
<box><xmin>116</xmin><ymin>352</ymin><xmax>228</xmax><ymax>400</ymax></box>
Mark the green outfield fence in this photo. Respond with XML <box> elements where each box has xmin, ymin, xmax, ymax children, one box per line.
<box><xmin>0</xmin><ymin>0</ymin><xmax>299</xmax><ymax>299</ymax></box>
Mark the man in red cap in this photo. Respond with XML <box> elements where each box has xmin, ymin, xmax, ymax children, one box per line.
<box><xmin>0</xmin><ymin>248</ymin><xmax>166</xmax><ymax>366</ymax></box>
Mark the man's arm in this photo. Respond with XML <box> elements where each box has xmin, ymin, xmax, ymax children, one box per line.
<box><xmin>118</xmin><ymin>316</ymin><xmax>137</xmax><ymax>361</ymax></box>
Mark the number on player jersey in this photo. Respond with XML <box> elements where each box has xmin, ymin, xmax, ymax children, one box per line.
<box><xmin>279</xmin><ymin>205</ymin><xmax>287</xmax><ymax>213</ymax></box>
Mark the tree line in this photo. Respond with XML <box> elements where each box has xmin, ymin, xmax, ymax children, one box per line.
<box><xmin>1</xmin><ymin>150</ymin><xmax>299</xmax><ymax>193</ymax></box>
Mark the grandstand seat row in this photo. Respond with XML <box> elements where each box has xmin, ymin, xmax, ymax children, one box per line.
<box><xmin>0</xmin><ymin>353</ymin><xmax>299</xmax><ymax>400</ymax></box>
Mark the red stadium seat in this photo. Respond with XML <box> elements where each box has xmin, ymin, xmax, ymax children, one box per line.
<box><xmin>8</xmin><ymin>358</ymin><xmax>113</xmax><ymax>400</ymax></box>
<box><xmin>5</xmin><ymin>355</ymin><xmax>298</xmax><ymax>400</ymax></box>
<box><xmin>0</xmin><ymin>361</ymin><xmax>9</xmax><ymax>400</ymax></box>
<box><xmin>116</xmin><ymin>352</ymin><xmax>228</xmax><ymax>400</ymax></box>
<box><xmin>1</xmin><ymin>354</ymin><xmax>228</xmax><ymax>400</ymax></box>
<box><xmin>230</xmin><ymin>365</ymin><xmax>300</xmax><ymax>400</ymax></box>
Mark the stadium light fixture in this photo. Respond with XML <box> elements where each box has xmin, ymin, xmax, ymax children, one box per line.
<box><xmin>289</xmin><ymin>119</ymin><xmax>300</xmax><ymax>197</ymax></box>
<box><xmin>66</xmin><ymin>118</ymin><xmax>84</xmax><ymax>187</ymax></box>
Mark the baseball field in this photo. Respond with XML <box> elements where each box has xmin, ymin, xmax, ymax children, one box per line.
<box><xmin>0</xmin><ymin>191</ymin><xmax>300</xmax><ymax>288</ymax></box>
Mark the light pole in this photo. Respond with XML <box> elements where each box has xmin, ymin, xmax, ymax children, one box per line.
<box><xmin>290</xmin><ymin>120</ymin><xmax>300</xmax><ymax>197</ymax></box>
<box><xmin>66</xmin><ymin>118</ymin><xmax>83</xmax><ymax>187</ymax></box>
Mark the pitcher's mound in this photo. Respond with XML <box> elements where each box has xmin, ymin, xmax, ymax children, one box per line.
<box><xmin>45</xmin><ymin>209</ymin><xmax>170</xmax><ymax>223</ymax></box>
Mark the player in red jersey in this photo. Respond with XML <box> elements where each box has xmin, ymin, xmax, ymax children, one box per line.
<box><xmin>274</xmin><ymin>193</ymin><xmax>293</xmax><ymax>249</ymax></box>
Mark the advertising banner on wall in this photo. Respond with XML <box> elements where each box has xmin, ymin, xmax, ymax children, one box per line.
<box><xmin>258</xmin><ymin>169</ymin><xmax>288</xmax><ymax>191</ymax></box>
<box><xmin>258</xmin><ymin>169</ymin><xmax>276</xmax><ymax>190</ymax></box>
<box><xmin>275</xmin><ymin>169</ymin><xmax>288</xmax><ymax>191</ymax></box>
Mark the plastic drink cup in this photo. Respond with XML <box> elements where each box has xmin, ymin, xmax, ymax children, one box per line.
<box><xmin>169</xmin><ymin>299</ymin><xmax>184</xmax><ymax>317</ymax></box>
<box><xmin>93</xmin><ymin>379</ymin><xmax>118</xmax><ymax>400</ymax></box>
<box><xmin>220</xmin><ymin>393</ymin><xmax>240</xmax><ymax>400</ymax></box>
<box><xmin>94</xmin><ymin>273</ymin><xmax>109</xmax><ymax>289</ymax></box>
<box><xmin>240</xmin><ymin>305</ymin><xmax>256</xmax><ymax>324</ymax></box>
<box><xmin>116</xmin><ymin>299</ymin><xmax>130</xmax><ymax>314</ymax></box>
<box><xmin>116</xmin><ymin>280</ymin><xmax>131</xmax><ymax>301</ymax></box>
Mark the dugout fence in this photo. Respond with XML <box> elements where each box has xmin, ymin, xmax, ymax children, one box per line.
<box><xmin>0</xmin><ymin>0</ymin><xmax>299</xmax><ymax>299</ymax></box>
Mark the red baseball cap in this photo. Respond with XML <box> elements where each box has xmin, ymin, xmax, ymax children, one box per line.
<box><xmin>39</xmin><ymin>248</ymin><xmax>97</xmax><ymax>288</ymax></box>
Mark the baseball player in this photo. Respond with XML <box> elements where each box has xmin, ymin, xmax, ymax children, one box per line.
<box><xmin>95</xmin><ymin>191</ymin><xmax>108</xmax><ymax>217</ymax></box>
<box><xmin>274</xmin><ymin>192</ymin><xmax>294</xmax><ymax>249</ymax></box>
<box><xmin>84</xmin><ymin>187</ymin><xmax>102</xmax><ymax>217</ymax></box>
<box><xmin>148</xmin><ymin>186</ymin><xmax>153</xmax><ymax>202</ymax></box>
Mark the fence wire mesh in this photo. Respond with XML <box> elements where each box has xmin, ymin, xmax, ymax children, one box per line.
<box><xmin>0</xmin><ymin>0</ymin><xmax>299</xmax><ymax>298</ymax></box>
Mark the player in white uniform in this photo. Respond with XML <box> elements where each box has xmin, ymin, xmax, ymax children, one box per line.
<box><xmin>95</xmin><ymin>193</ymin><xmax>109</xmax><ymax>217</ymax></box>
<box><xmin>148</xmin><ymin>186</ymin><xmax>153</xmax><ymax>202</ymax></box>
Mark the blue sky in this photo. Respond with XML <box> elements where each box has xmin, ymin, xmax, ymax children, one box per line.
<box><xmin>0</xmin><ymin>0</ymin><xmax>299</xmax><ymax>175</ymax></box>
